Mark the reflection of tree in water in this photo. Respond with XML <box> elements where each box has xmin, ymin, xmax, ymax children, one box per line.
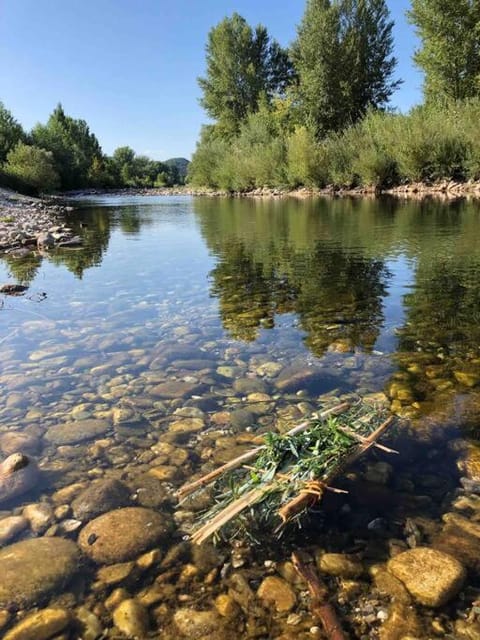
<box><xmin>2</xmin><ymin>252</ymin><xmax>42</xmax><ymax>284</ymax></box>
<box><xmin>210</xmin><ymin>241</ymin><xmax>298</xmax><ymax>342</ymax></box>
<box><xmin>294</xmin><ymin>247</ymin><xmax>388</xmax><ymax>355</ymax></box>
<box><xmin>400</xmin><ymin>259</ymin><xmax>480</xmax><ymax>356</ymax></box>
<box><xmin>48</xmin><ymin>207</ymin><xmax>112</xmax><ymax>279</ymax></box>
<box><xmin>198</xmin><ymin>199</ymin><xmax>389</xmax><ymax>355</ymax></box>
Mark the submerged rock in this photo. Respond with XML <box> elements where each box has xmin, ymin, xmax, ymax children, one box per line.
<box><xmin>3</xmin><ymin>608</ymin><xmax>70</xmax><ymax>640</ymax></box>
<box><xmin>72</xmin><ymin>479</ymin><xmax>131</xmax><ymax>521</ymax></box>
<box><xmin>0</xmin><ymin>454</ymin><xmax>39</xmax><ymax>505</ymax></box>
<box><xmin>317</xmin><ymin>553</ymin><xmax>363</xmax><ymax>578</ymax></box>
<box><xmin>0</xmin><ymin>516</ymin><xmax>28</xmax><ymax>545</ymax></box>
<box><xmin>45</xmin><ymin>419</ymin><xmax>110</xmax><ymax>445</ymax></box>
<box><xmin>0</xmin><ymin>432</ymin><xmax>41</xmax><ymax>457</ymax></box>
<box><xmin>0</xmin><ymin>537</ymin><xmax>80</xmax><ymax>608</ymax></box>
<box><xmin>387</xmin><ymin>547</ymin><xmax>466</xmax><ymax>607</ymax></box>
<box><xmin>113</xmin><ymin>599</ymin><xmax>149</xmax><ymax>638</ymax></box>
<box><xmin>78</xmin><ymin>507</ymin><xmax>171</xmax><ymax>564</ymax></box>
<box><xmin>257</xmin><ymin>576</ymin><xmax>296</xmax><ymax>612</ymax></box>
<box><xmin>173</xmin><ymin>608</ymin><xmax>225</xmax><ymax>639</ymax></box>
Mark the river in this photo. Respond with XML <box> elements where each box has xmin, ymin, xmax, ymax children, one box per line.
<box><xmin>0</xmin><ymin>194</ymin><xmax>479</xmax><ymax>639</ymax></box>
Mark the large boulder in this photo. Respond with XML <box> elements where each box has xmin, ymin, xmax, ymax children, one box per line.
<box><xmin>0</xmin><ymin>537</ymin><xmax>80</xmax><ymax>608</ymax></box>
<box><xmin>78</xmin><ymin>507</ymin><xmax>171</xmax><ymax>564</ymax></box>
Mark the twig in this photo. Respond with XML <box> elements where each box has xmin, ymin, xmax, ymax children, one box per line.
<box><xmin>277</xmin><ymin>415</ymin><xmax>395</xmax><ymax>523</ymax></box>
<box><xmin>191</xmin><ymin>485</ymin><xmax>273</xmax><ymax>545</ymax></box>
<box><xmin>291</xmin><ymin>552</ymin><xmax>347</xmax><ymax>640</ymax></box>
<box><xmin>177</xmin><ymin>402</ymin><xmax>350</xmax><ymax>500</ymax></box>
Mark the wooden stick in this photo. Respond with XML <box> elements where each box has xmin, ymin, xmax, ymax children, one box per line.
<box><xmin>191</xmin><ymin>485</ymin><xmax>272</xmax><ymax>545</ymax></box>
<box><xmin>177</xmin><ymin>402</ymin><xmax>350</xmax><ymax>500</ymax></box>
<box><xmin>291</xmin><ymin>552</ymin><xmax>347</xmax><ymax>640</ymax></box>
<box><xmin>278</xmin><ymin>415</ymin><xmax>395</xmax><ymax>523</ymax></box>
<box><xmin>336</xmin><ymin>425</ymin><xmax>398</xmax><ymax>454</ymax></box>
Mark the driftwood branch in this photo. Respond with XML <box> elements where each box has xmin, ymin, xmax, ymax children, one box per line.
<box><xmin>177</xmin><ymin>402</ymin><xmax>350</xmax><ymax>500</ymax></box>
<box><xmin>277</xmin><ymin>415</ymin><xmax>395</xmax><ymax>523</ymax></box>
<box><xmin>292</xmin><ymin>551</ymin><xmax>347</xmax><ymax>640</ymax></box>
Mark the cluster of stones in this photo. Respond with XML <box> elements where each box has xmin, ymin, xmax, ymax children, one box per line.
<box><xmin>1</xmin><ymin>281</ymin><xmax>480</xmax><ymax>637</ymax></box>
<box><xmin>0</xmin><ymin>189</ymin><xmax>78</xmax><ymax>255</ymax></box>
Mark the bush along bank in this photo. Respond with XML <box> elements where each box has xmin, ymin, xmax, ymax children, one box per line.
<box><xmin>187</xmin><ymin>100</ymin><xmax>480</xmax><ymax>196</ymax></box>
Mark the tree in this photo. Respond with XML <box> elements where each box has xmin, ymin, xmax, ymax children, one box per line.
<box><xmin>4</xmin><ymin>143</ymin><xmax>60</xmax><ymax>192</ymax></box>
<box><xmin>408</xmin><ymin>0</ymin><xmax>480</xmax><ymax>102</ymax></box>
<box><xmin>32</xmin><ymin>104</ymin><xmax>103</xmax><ymax>189</ymax></box>
<box><xmin>198</xmin><ymin>13</ymin><xmax>294</xmax><ymax>136</ymax></box>
<box><xmin>0</xmin><ymin>102</ymin><xmax>25</xmax><ymax>164</ymax></box>
<box><xmin>293</xmin><ymin>0</ymin><xmax>400</xmax><ymax>137</ymax></box>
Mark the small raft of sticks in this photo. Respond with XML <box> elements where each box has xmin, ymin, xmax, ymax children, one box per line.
<box><xmin>177</xmin><ymin>400</ymin><xmax>396</xmax><ymax>545</ymax></box>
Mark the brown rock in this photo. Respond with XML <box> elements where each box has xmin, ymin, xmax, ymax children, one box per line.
<box><xmin>78</xmin><ymin>507</ymin><xmax>171</xmax><ymax>564</ymax></box>
<box><xmin>379</xmin><ymin>602</ymin><xmax>423</xmax><ymax>640</ymax></box>
<box><xmin>257</xmin><ymin>576</ymin><xmax>296</xmax><ymax>612</ymax></box>
<box><xmin>45</xmin><ymin>419</ymin><xmax>110</xmax><ymax>445</ymax></box>
<box><xmin>4</xmin><ymin>608</ymin><xmax>70</xmax><ymax>640</ymax></box>
<box><xmin>387</xmin><ymin>547</ymin><xmax>466</xmax><ymax>607</ymax></box>
<box><xmin>0</xmin><ymin>538</ymin><xmax>80</xmax><ymax>608</ymax></box>
<box><xmin>317</xmin><ymin>553</ymin><xmax>363</xmax><ymax>578</ymax></box>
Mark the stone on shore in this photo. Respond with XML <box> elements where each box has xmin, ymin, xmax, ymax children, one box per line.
<box><xmin>0</xmin><ymin>537</ymin><xmax>80</xmax><ymax>608</ymax></box>
<box><xmin>78</xmin><ymin>507</ymin><xmax>171</xmax><ymax>564</ymax></box>
<box><xmin>45</xmin><ymin>419</ymin><xmax>110</xmax><ymax>445</ymax></box>
<box><xmin>387</xmin><ymin>547</ymin><xmax>466</xmax><ymax>607</ymax></box>
<box><xmin>3</xmin><ymin>608</ymin><xmax>70</xmax><ymax>640</ymax></box>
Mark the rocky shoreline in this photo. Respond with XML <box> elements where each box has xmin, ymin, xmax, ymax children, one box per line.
<box><xmin>0</xmin><ymin>188</ymin><xmax>81</xmax><ymax>261</ymax></box>
<box><xmin>64</xmin><ymin>179</ymin><xmax>480</xmax><ymax>201</ymax></box>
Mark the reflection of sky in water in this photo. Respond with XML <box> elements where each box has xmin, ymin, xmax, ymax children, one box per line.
<box><xmin>375</xmin><ymin>253</ymin><xmax>415</xmax><ymax>354</ymax></box>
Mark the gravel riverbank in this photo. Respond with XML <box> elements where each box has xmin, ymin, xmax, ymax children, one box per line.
<box><xmin>0</xmin><ymin>188</ymin><xmax>80</xmax><ymax>257</ymax></box>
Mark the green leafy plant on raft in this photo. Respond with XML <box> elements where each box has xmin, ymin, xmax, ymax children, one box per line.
<box><xmin>177</xmin><ymin>401</ymin><xmax>395</xmax><ymax>544</ymax></box>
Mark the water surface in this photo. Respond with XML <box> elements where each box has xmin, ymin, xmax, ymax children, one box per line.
<box><xmin>1</xmin><ymin>195</ymin><xmax>479</xmax><ymax>638</ymax></box>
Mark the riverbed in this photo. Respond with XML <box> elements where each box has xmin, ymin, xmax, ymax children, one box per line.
<box><xmin>0</xmin><ymin>194</ymin><xmax>479</xmax><ymax>639</ymax></box>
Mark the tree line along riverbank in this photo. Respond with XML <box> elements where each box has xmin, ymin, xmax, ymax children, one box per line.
<box><xmin>189</xmin><ymin>2</ymin><xmax>480</xmax><ymax>193</ymax></box>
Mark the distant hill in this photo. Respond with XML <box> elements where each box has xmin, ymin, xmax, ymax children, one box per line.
<box><xmin>164</xmin><ymin>157</ymin><xmax>190</xmax><ymax>184</ymax></box>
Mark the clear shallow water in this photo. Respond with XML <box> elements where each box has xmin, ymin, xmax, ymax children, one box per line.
<box><xmin>1</xmin><ymin>195</ymin><xmax>480</xmax><ymax>638</ymax></box>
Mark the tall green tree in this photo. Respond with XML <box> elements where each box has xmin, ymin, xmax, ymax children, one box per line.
<box><xmin>0</xmin><ymin>102</ymin><xmax>25</xmax><ymax>164</ymax></box>
<box><xmin>32</xmin><ymin>104</ymin><xmax>103</xmax><ymax>189</ymax></box>
<box><xmin>293</xmin><ymin>0</ymin><xmax>400</xmax><ymax>137</ymax></box>
<box><xmin>408</xmin><ymin>0</ymin><xmax>480</xmax><ymax>102</ymax></box>
<box><xmin>198</xmin><ymin>13</ymin><xmax>294</xmax><ymax>136</ymax></box>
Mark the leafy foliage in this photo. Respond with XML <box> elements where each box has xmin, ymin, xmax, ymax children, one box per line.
<box><xmin>0</xmin><ymin>102</ymin><xmax>25</xmax><ymax>164</ymax></box>
<box><xmin>292</xmin><ymin>0</ymin><xmax>400</xmax><ymax>137</ymax></box>
<box><xmin>408</xmin><ymin>0</ymin><xmax>480</xmax><ymax>102</ymax></box>
<box><xmin>191</xmin><ymin>403</ymin><xmax>389</xmax><ymax>541</ymax></box>
<box><xmin>198</xmin><ymin>13</ymin><xmax>294</xmax><ymax>136</ymax></box>
<box><xmin>4</xmin><ymin>143</ymin><xmax>60</xmax><ymax>193</ymax></box>
<box><xmin>31</xmin><ymin>104</ymin><xmax>102</xmax><ymax>190</ymax></box>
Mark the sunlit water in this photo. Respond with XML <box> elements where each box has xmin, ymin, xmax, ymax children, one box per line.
<box><xmin>1</xmin><ymin>195</ymin><xmax>480</xmax><ymax>638</ymax></box>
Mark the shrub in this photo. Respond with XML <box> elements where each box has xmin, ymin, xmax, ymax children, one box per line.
<box><xmin>4</xmin><ymin>143</ymin><xmax>60</xmax><ymax>193</ymax></box>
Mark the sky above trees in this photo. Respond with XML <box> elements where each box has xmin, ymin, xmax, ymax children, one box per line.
<box><xmin>0</xmin><ymin>0</ymin><xmax>421</xmax><ymax>159</ymax></box>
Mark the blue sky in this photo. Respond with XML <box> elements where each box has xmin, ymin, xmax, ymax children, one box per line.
<box><xmin>0</xmin><ymin>0</ymin><xmax>422</xmax><ymax>160</ymax></box>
